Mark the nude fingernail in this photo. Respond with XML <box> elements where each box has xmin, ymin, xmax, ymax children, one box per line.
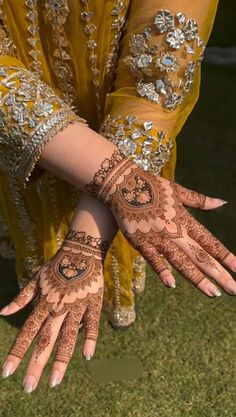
<box><xmin>2</xmin><ymin>362</ymin><xmax>14</xmax><ymax>378</ymax></box>
<box><xmin>85</xmin><ymin>354</ymin><xmax>93</xmax><ymax>360</ymax></box>
<box><xmin>23</xmin><ymin>376</ymin><xmax>36</xmax><ymax>393</ymax></box>
<box><xmin>213</xmin><ymin>289</ymin><xmax>221</xmax><ymax>297</ymax></box>
<box><xmin>220</xmin><ymin>200</ymin><xmax>228</xmax><ymax>205</ymax></box>
<box><xmin>169</xmin><ymin>282</ymin><xmax>176</xmax><ymax>288</ymax></box>
<box><xmin>232</xmin><ymin>262</ymin><xmax>236</xmax><ymax>272</ymax></box>
<box><xmin>0</xmin><ymin>305</ymin><xmax>9</xmax><ymax>315</ymax></box>
<box><xmin>49</xmin><ymin>370</ymin><xmax>61</xmax><ymax>387</ymax></box>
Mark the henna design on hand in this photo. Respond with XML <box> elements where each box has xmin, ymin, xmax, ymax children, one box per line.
<box><xmin>173</xmin><ymin>182</ymin><xmax>207</xmax><ymax>209</ymax></box>
<box><xmin>187</xmin><ymin>243</ymin><xmax>220</xmax><ymax>272</ymax></box>
<box><xmin>86</xmin><ymin>149</ymin><xmax>231</xmax><ymax>289</ymax></box>
<box><xmin>7</xmin><ymin>230</ymin><xmax>108</xmax><ymax>364</ymax></box>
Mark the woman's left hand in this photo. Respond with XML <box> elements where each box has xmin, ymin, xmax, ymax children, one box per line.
<box><xmin>0</xmin><ymin>229</ymin><xmax>108</xmax><ymax>392</ymax></box>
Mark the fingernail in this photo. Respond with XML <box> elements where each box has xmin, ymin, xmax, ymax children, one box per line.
<box><xmin>2</xmin><ymin>362</ymin><xmax>14</xmax><ymax>378</ymax></box>
<box><xmin>0</xmin><ymin>305</ymin><xmax>9</xmax><ymax>315</ymax></box>
<box><xmin>85</xmin><ymin>354</ymin><xmax>92</xmax><ymax>360</ymax></box>
<box><xmin>49</xmin><ymin>370</ymin><xmax>61</xmax><ymax>388</ymax></box>
<box><xmin>213</xmin><ymin>289</ymin><xmax>221</xmax><ymax>297</ymax></box>
<box><xmin>232</xmin><ymin>262</ymin><xmax>236</xmax><ymax>273</ymax></box>
<box><xmin>23</xmin><ymin>375</ymin><xmax>36</xmax><ymax>393</ymax></box>
<box><xmin>219</xmin><ymin>200</ymin><xmax>228</xmax><ymax>206</ymax></box>
<box><xmin>169</xmin><ymin>282</ymin><xmax>176</xmax><ymax>288</ymax></box>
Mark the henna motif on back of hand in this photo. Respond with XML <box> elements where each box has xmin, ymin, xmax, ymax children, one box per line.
<box><xmin>7</xmin><ymin>230</ymin><xmax>109</xmax><ymax>364</ymax></box>
<box><xmin>86</xmin><ymin>149</ymin><xmax>231</xmax><ymax>289</ymax></box>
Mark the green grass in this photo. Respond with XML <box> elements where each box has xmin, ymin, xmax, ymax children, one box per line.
<box><xmin>0</xmin><ymin>65</ymin><xmax>236</xmax><ymax>417</ymax></box>
<box><xmin>1</xmin><ymin>7</ymin><xmax>236</xmax><ymax>417</ymax></box>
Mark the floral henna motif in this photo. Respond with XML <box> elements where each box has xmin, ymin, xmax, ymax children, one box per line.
<box><xmin>7</xmin><ymin>230</ymin><xmax>107</xmax><ymax>363</ymax></box>
<box><xmin>85</xmin><ymin>149</ymin><xmax>230</xmax><ymax>289</ymax></box>
<box><xmin>8</xmin><ymin>298</ymin><xmax>49</xmax><ymax>360</ymax></box>
<box><xmin>110</xmin><ymin>170</ymin><xmax>170</xmax><ymax>223</ymax></box>
<box><xmin>35</xmin><ymin>321</ymin><xmax>53</xmax><ymax>360</ymax></box>
<box><xmin>187</xmin><ymin>243</ymin><xmax>220</xmax><ymax>271</ymax></box>
<box><xmin>179</xmin><ymin>207</ymin><xmax>231</xmax><ymax>262</ymax></box>
<box><xmin>12</xmin><ymin>274</ymin><xmax>40</xmax><ymax>308</ymax></box>
<box><xmin>173</xmin><ymin>183</ymin><xmax>206</xmax><ymax>209</ymax></box>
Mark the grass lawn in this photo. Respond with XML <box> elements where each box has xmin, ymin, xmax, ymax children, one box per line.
<box><xmin>0</xmin><ymin>62</ymin><xmax>235</xmax><ymax>417</ymax></box>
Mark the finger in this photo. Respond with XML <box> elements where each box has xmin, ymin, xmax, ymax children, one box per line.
<box><xmin>48</xmin><ymin>306</ymin><xmax>86</xmax><ymax>388</ymax></box>
<box><xmin>0</xmin><ymin>274</ymin><xmax>39</xmax><ymax>316</ymax></box>
<box><xmin>173</xmin><ymin>182</ymin><xmax>227</xmax><ymax>210</ymax></box>
<box><xmin>22</xmin><ymin>311</ymin><xmax>66</xmax><ymax>393</ymax></box>
<box><xmin>1</xmin><ymin>297</ymin><xmax>49</xmax><ymax>379</ymax></box>
<box><xmin>177</xmin><ymin>236</ymin><xmax>236</xmax><ymax>296</ymax></box>
<box><xmin>82</xmin><ymin>287</ymin><xmax>104</xmax><ymax>360</ymax></box>
<box><xmin>133</xmin><ymin>241</ymin><xmax>176</xmax><ymax>288</ymax></box>
<box><xmin>156</xmin><ymin>237</ymin><xmax>222</xmax><ymax>297</ymax></box>
<box><xmin>180</xmin><ymin>207</ymin><xmax>236</xmax><ymax>272</ymax></box>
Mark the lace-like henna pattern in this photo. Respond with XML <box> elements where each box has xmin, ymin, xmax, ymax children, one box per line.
<box><xmin>8</xmin><ymin>298</ymin><xmax>49</xmax><ymax>360</ymax></box>
<box><xmin>109</xmin><ymin>169</ymin><xmax>170</xmax><ymax>223</ymax></box>
<box><xmin>35</xmin><ymin>321</ymin><xmax>53</xmax><ymax>360</ymax></box>
<box><xmin>85</xmin><ymin>149</ymin><xmax>229</xmax><ymax>289</ymax></box>
<box><xmin>86</xmin><ymin>150</ymin><xmax>127</xmax><ymax>198</ymax></box>
<box><xmin>126</xmin><ymin>231</ymin><xmax>205</xmax><ymax>287</ymax></box>
<box><xmin>65</xmin><ymin>229</ymin><xmax>110</xmax><ymax>258</ymax></box>
<box><xmin>187</xmin><ymin>243</ymin><xmax>220</xmax><ymax>272</ymax></box>
<box><xmin>179</xmin><ymin>207</ymin><xmax>231</xmax><ymax>262</ymax></box>
<box><xmin>173</xmin><ymin>183</ymin><xmax>206</xmax><ymax>209</ymax></box>
<box><xmin>7</xmin><ymin>230</ymin><xmax>106</xmax><ymax>363</ymax></box>
<box><xmin>12</xmin><ymin>274</ymin><xmax>39</xmax><ymax>308</ymax></box>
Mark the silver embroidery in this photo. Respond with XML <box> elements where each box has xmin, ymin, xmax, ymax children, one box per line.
<box><xmin>25</xmin><ymin>0</ymin><xmax>43</xmax><ymax>78</ymax></box>
<box><xmin>123</xmin><ymin>9</ymin><xmax>205</xmax><ymax>111</ymax></box>
<box><xmin>0</xmin><ymin>65</ymin><xmax>87</xmax><ymax>186</ymax></box>
<box><xmin>105</xmin><ymin>0</ymin><xmax>127</xmax><ymax>92</ymax></box>
<box><xmin>43</xmin><ymin>0</ymin><xmax>79</xmax><ymax>111</ymax></box>
<box><xmin>100</xmin><ymin>114</ymin><xmax>173</xmax><ymax>175</ymax></box>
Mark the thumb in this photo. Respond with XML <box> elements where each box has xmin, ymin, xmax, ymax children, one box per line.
<box><xmin>0</xmin><ymin>273</ymin><xmax>39</xmax><ymax>316</ymax></box>
<box><xmin>173</xmin><ymin>182</ymin><xmax>228</xmax><ymax>210</ymax></box>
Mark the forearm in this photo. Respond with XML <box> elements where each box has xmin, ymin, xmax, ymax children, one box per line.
<box><xmin>38</xmin><ymin>121</ymin><xmax>119</xmax><ymax>191</ymax></box>
<box><xmin>68</xmin><ymin>192</ymin><xmax>118</xmax><ymax>244</ymax></box>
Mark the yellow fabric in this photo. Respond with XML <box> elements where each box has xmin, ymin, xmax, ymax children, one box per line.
<box><xmin>0</xmin><ymin>0</ymin><xmax>219</xmax><ymax>327</ymax></box>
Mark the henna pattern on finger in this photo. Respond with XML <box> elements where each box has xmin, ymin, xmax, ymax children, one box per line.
<box><xmin>7</xmin><ymin>231</ymin><xmax>107</xmax><ymax>364</ymax></box>
<box><xmin>187</xmin><ymin>243</ymin><xmax>220</xmax><ymax>272</ymax></box>
<box><xmin>35</xmin><ymin>321</ymin><xmax>53</xmax><ymax>360</ymax></box>
<box><xmin>85</xmin><ymin>149</ymin><xmax>228</xmax><ymax>291</ymax></box>
<box><xmin>12</xmin><ymin>273</ymin><xmax>40</xmax><ymax>308</ymax></box>
<box><xmin>179</xmin><ymin>207</ymin><xmax>231</xmax><ymax>262</ymax></box>
<box><xmin>8</xmin><ymin>297</ymin><xmax>49</xmax><ymax>360</ymax></box>
<box><xmin>173</xmin><ymin>183</ymin><xmax>206</xmax><ymax>209</ymax></box>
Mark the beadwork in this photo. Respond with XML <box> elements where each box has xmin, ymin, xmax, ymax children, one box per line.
<box><xmin>123</xmin><ymin>9</ymin><xmax>205</xmax><ymax>111</ymax></box>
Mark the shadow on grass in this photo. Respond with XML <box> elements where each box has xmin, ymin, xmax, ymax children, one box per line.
<box><xmin>0</xmin><ymin>256</ymin><xmax>33</xmax><ymax>328</ymax></box>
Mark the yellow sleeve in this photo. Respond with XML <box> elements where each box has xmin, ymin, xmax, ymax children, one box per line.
<box><xmin>100</xmin><ymin>0</ymin><xmax>219</xmax><ymax>179</ymax></box>
<box><xmin>0</xmin><ymin>22</ymin><xmax>87</xmax><ymax>188</ymax></box>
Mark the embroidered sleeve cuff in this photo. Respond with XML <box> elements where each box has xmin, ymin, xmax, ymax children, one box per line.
<box><xmin>0</xmin><ymin>57</ymin><xmax>88</xmax><ymax>187</ymax></box>
<box><xmin>99</xmin><ymin>113</ymin><xmax>173</xmax><ymax>175</ymax></box>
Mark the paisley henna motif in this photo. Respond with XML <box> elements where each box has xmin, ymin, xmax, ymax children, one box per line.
<box><xmin>7</xmin><ymin>231</ymin><xmax>108</xmax><ymax>364</ymax></box>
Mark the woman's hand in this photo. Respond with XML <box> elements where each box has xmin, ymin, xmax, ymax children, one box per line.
<box><xmin>0</xmin><ymin>229</ymin><xmax>108</xmax><ymax>392</ymax></box>
<box><xmin>86</xmin><ymin>150</ymin><xmax>236</xmax><ymax>297</ymax></box>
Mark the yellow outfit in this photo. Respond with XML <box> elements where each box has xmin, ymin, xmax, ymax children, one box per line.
<box><xmin>0</xmin><ymin>0</ymin><xmax>218</xmax><ymax>327</ymax></box>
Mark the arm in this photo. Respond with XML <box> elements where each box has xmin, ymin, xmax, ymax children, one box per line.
<box><xmin>99</xmin><ymin>0</ymin><xmax>219</xmax><ymax>179</ymax></box>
